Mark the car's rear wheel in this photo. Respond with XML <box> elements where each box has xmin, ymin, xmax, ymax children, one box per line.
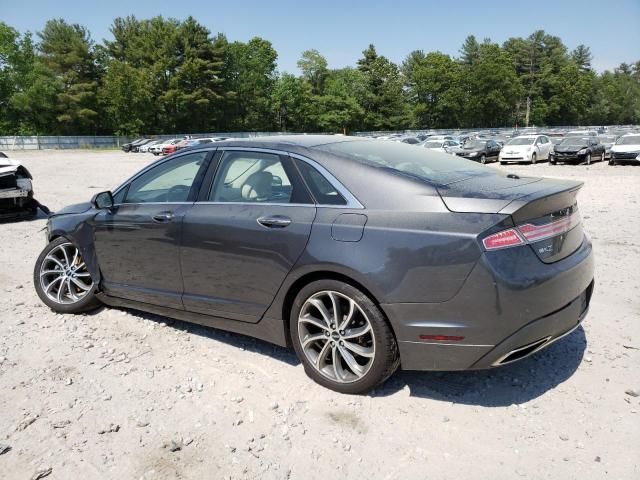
<box><xmin>290</xmin><ymin>280</ymin><xmax>399</xmax><ymax>394</ymax></box>
<box><xmin>33</xmin><ymin>237</ymin><xmax>100</xmax><ymax>313</ymax></box>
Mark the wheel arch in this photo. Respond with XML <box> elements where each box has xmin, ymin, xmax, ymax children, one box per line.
<box><xmin>278</xmin><ymin>269</ymin><xmax>394</xmax><ymax>348</ymax></box>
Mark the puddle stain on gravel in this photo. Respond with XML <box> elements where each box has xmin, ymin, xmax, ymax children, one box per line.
<box><xmin>326</xmin><ymin>411</ymin><xmax>367</xmax><ymax>434</ymax></box>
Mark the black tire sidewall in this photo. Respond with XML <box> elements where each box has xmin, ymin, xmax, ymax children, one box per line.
<box><xmin>33</xmin><ymin>237</ymin><xmax>100</xmax><ymax>314</ymax></box>
<box><xmin>290</xmin><ymin>279</ymin><xmax>399</xmax><ymax>394</ymax></box>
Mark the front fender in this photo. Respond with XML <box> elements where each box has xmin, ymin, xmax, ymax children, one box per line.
<box><xmin>48</xmin><ymin>210</ymin><xmax>102</xmax><ymax>286</ymax></box>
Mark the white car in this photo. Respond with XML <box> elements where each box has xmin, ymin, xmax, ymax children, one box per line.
<box><xmin>499</xmin><ymin>135</ymin><xmax>553</xmax><ymax>164</ymax></box>
<box><xmin>609</xmin><ymin>134</ymin><xmax>640</xmax><ymax>165</ymax></box>
<box><xmin>138</xmin><ymin>140</ymin><xmax>162</xmax><ymax>153</ymax></box>
<box><xmin>0</xmin><ymin>154</ymin><xmax>47</xmax><ymax>218</ymax></box>
<box><xmin>419</xmin><ymin>139</ymin><xmax>460</xmax><ymax>154</ymax></box>
<box><xmin>149</xmin><ymin>139</ymin><xmax>181</xmax><ymax>155</ymax></box>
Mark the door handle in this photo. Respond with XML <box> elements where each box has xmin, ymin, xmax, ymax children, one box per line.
<box><xmin>152</xmin><ymin>212</ymin><xmax>175</xmax><ymax>223</ymax></box>
<box><xmin>257</xmin><ymin>215</ymin><xmax>291</xmax><ymax>228</ymax></box>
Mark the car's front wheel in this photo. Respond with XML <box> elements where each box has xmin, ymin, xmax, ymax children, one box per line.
<box><xmin>290</xmin><ymin>280</ymin><xmax>399</xmax><ymax>394</ymax></box>
<box><xmin>33</xmin><ymin>237</ymin><xmax>100</xmax><ymax>313</ymax></box>
<box><xmin>531</xmin><ymin>152</ymin><xmax>537</xmax><ymax>164</ymax></box>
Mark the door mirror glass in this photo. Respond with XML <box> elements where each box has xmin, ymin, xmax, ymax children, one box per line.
<box><xmin>92</xmin><ymin>191</ymin><xmax>114</xmax><ymax>209</ymax></box>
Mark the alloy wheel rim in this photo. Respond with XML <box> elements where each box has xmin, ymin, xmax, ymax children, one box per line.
<box><xmin>298</xmin><ymin>290</ymin><xmax>375</xmax><ymax>384</ymax></box>
<box><xmin>39</xmin><ymin>242</ymin><xmax>93</xmax><ymax>305</ymax></box>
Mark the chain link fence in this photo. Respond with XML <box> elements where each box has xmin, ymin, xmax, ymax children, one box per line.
<box><xmin>0</xmin><ymin>132</ymin><xmax>299</xmax><ymax>151</ymax></box>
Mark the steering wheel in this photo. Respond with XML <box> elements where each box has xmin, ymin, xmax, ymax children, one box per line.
<box><xmin>166</xmin><ymin>184</ymin><xmax>190</xmax><ymax>202</ymax></box>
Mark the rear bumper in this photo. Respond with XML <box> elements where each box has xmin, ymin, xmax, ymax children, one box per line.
<box><xmin>382</xmin><ymin>236</ymin><xmax>594</xmax><ymax>371</ymax></box>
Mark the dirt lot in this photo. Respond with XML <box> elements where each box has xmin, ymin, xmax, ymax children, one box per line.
<box><xmin>1</xmin><ymin>150</ymin><xmax>639</xmax><ymax>480</ymax></box>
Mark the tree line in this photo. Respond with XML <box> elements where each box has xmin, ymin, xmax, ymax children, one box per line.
<box><xmin>1</xmin><ymin>16</ymin><xmax>639</xmax><ymax>136</ymax></box>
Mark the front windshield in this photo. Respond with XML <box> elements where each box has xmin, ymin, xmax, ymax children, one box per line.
<box><xmin>465</xmin><ymin>140</ymin><xmax>487</xmax><ymax>149</ymax></box>
<box><xmin>316</xmin><ymin>140</ymin><xmax>490</xmax><ymax>186</ymax></box>
<box><xmin>423</xmin><ymin>141</ymin><xmax>444</xmax><ymax>148</ymax></box>
<box><xmin>560</xmin><ymin>138</ymin><xmax>589</xmax><ymax>147</ymax></box>
<box><xmin>506</xmin><ymin>137</ymin><xmax>535</xmax><ymax>146</ymax></box>
<box><xmin>616</xmin><ymin>135</ymin><xmax>640</xmax><ymax>145</ymax></box>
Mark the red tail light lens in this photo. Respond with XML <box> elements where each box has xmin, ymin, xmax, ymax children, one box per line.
<box><xmin>482</xmin><ymin>211</ymin><xmax>581</xmax><ymax>251</ymax></box>
<box><xmin>517</xmin><ymin>213</ymin><xmax>581</xmax><ymax>242</ymax></box>
<box><xmin>482</xmin><ymin>228</ymin><xmax>524</xmax><ymax>250</ymax></box>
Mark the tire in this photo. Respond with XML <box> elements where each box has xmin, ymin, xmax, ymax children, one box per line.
<box><xmin>531</xmin><ymin>153</ymin><xmax>537</xmax><ymax>165</ymax></box>
<box><xmin>609</xmin><ymin>159</ymin><xmax>615</xmax><ymax>166</ymax></box>
<box><xmin>585</xmin><ymin>153</ymin><xmax>591</xmax><ymax>165</ymax></box>
<box><xmin>480</xmin><ymin>154</ymin><xmax>487</xmax><ymax>164</ymax></box>
<box><xmin>500</xmin><ymin>161</ymin><xmax>506</xmax><ymax>165</ymax></box>
<box><xmin>33</xmin><ymin>237</ymin><xmax>100</xmax><ymax>314</ymax></box>
<box><xmin>290</xmin><ymin>279</ymin><xmax>399</xmax><ymax>394</ymax></box>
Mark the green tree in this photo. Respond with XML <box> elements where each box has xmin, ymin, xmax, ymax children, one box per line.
<box><xmin>357</xmin><ymin>44</ymin><xmax>408</xmax><ymax>130</ymax></box>
<box><xmin>404</xmin><ymin>51</ymin><xmax>463</xmax><ymax>128</ymax></box>
<box><xmin>271</xmin><ymin>72</ymin><xmax>314</xmax><ymax>131</ymax></box>
<box><xmin>297</xmin><ymin>49</ymin><xmax>328</xmax><ymax>95</ymax></box>
<box><xmin>38</xmin><ymin>19</ymin><xmax>98</xmax><ymax>134</ymax></box>
<box><xmin>222</xmin><ymin>37</ymin><xmax>278</xmax><ymax>130</ymax></box>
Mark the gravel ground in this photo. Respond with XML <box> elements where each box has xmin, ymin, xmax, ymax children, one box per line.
<box><xmin>1</xmin><ymin>150</ymin><xmax>639</xmax><ymax>480</ymax></box>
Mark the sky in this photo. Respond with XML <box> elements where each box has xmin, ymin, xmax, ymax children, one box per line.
<box><xmin>2</xmin><ymin>0</ymin><xmax>639</xmax><ymax>73</ymax></box>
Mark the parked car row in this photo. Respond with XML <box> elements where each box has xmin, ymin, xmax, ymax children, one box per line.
<box><xmin>122</xmin><ymin>137</ymin><xmax>230</xmax><ymax>155</ymax></box>
<box><xmin>371</xmin><ymin>128</ymin><xmax>640</xmax><ymax>166</ymax></box>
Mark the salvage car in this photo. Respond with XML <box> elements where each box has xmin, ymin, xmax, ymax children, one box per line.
<box><xmin>456</xmin><ymin>139</ymin><xmax>501</xmax><ymax>163</ymax></box>
<box><xmin>499</xmin><ymin>135</ymin><xmax>553</xmax><ymax>165</ymax></box>
<box><xmin>0</xmin><ymin>154</ymin><xmax>44</xmax><ymax>219</ymax></box>
<box><xmin>33</xmin><ymin>136</ymin><xmax>594</xmax><ymax>394</ymax></box>
<box><xmin>419</xmin><ymin>139</ymin><xmax>460</xmax><ymax>154</ymax></box>
<box><xmin>609</xmin><ymin>134</ymin><xmax>640</xmax><ymax>165</ymax></box>
<box><xmin>550</xmin><ymin>137</ymin><xmax>606</xmax><ymax>165</ymax></box>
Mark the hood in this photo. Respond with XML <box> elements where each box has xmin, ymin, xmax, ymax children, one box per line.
<box><xmin>611</xmin><ymin>144</ymin><xmax>640</xmax><ymax>153</ymax></box>
<box><xmin>554</xmin><ymin>144</ymin><xmax>585</xmax><ymax>152</ymax></box>
<box><xmin>0</xmin><ymin>158</ymin><xmax>22</xmax><ymax>175</ymax></box>
<box><xmin>51</xmin><ymin>201</ymin><xmax>93</xmax><ymax>217</ymax></box>
<box><xmin>502</xmin><ymin>144</ymin><xmax>533</xmax><ymax>153</ymax></box>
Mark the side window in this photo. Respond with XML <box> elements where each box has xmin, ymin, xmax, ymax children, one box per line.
<box><xmin>209</xmin><ymin>151</ymin><xmax>310</xmax><ymax>204</ymax></box>
<box><xmin>124</xmin><ymin>152</ymin><xmax>207</xmax><ymax>204</ymax></box>
<box><xmin>296</xmin><ymin>159</ymin><xmax>347</xmax><ymax>206</ymax></box>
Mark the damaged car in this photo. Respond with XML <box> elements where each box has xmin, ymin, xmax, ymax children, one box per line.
<box><xmin>0</xmin><ymin>153</ymin><xmax>48</xmax><ymax>220</ymax></box>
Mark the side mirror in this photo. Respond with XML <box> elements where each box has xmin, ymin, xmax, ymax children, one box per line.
<box><xmin>91</xmin><ymin>191</ymin><xmax>114</xmax><ymax>209</ymax></box>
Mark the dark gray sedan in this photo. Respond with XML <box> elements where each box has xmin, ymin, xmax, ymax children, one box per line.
<box><xmin>33</xmin><ymin>136</ymin><xmax>594</xmax><ymax>393</ymax></box>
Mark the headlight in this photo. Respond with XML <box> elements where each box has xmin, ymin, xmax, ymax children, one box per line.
<box><xmin>577</xmin><ymin>149</ymin><xmax>587</xmax><ymax>155</ymax></box>
<box><xmin>468</xmin><ymin>152</ymin><xmax>478</xmax><ymax>157</ymax></box>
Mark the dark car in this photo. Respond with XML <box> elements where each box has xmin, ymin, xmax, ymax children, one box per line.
<box><xmin>550</xmin><ymin>137</ymin><xmax>606</xmax><ymax>165</ymax></box>
<box><xmin>121</xmin><ymin>138</ymin><xmax>148</xmax><ymax>153</ymax></box>
<box><xmin>456</xmin><ymin>139</ymin><xmax>501</xmax><ymax>163</ymax></box>
<box><xmin>33</xmin><ymin>136</ymin><xmax>594</xmax><ymax>394</ymax></box>
<box><xmin>131</xmin><ymin>139</ymin><xmax>153</xmax><ymax>153</ymax></box>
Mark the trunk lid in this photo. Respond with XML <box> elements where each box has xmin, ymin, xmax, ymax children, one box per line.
<box><xmin>438</xmin><ymin>173</ymin><xmax>584</xmax><ymax>263</ymax></box>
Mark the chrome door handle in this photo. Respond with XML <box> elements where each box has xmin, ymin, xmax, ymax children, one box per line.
<box><xmin>257</xmin><ymin>215</ymin><xmax>291</xmax><ymax>228</ymax></box>
<box><xmin>152</xmin><ymin>212</ymin><xmax>174</xmax><ymax>223</ymax></box>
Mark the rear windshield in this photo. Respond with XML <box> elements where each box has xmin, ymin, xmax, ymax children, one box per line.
<box><xmin>316</xmin><ymin>140</ymin><xmax>489</xmax><ymax>185</ymax></box>
<box><xmin>465</xmin><ymin>140</ymin><xmax>487</xmax><ymax>149</ymax></box>
<box><xmin>616</xmin><ymin>135</ymin><xmax>640</xmax><ymax>145</ymax></box>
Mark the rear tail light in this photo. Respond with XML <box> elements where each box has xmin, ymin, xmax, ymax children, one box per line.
<box><xmin>483</xmin><ymin>211</ymin><xmax>581</xmax><ymax>251</ymax></box>
<box><xmin>482</xmin><ymin>228</ymin><xmax>524</xmax><ymax>250</ymax></box>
